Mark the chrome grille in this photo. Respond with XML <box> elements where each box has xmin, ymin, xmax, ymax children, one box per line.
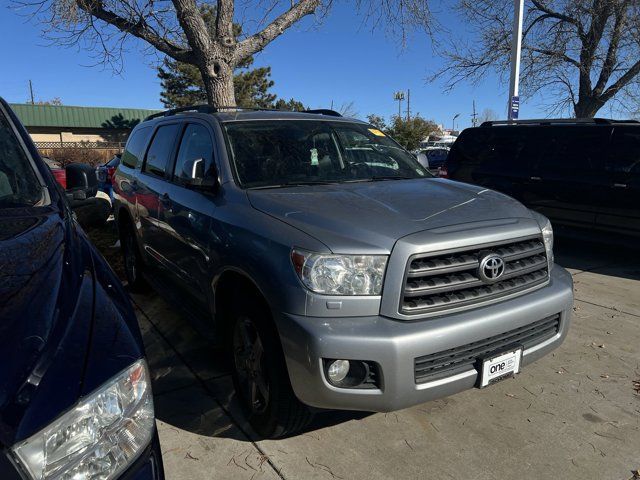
<box><xmin>401</xmin><ymin>237</ymin><xmax>549</xmax><ymax>315</ymax></box>
<box><xmin>414</xmin><ymin>313</ymin><xmax>561</xmax><ymax>384</ymax></box>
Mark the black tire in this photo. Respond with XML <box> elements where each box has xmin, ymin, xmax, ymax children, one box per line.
<box><xmin>229</xmin><ymin>301</ymin><xmax>313</xmax><ymax>438</ymax></box>
<box><xmin>120</xmin><ymin>221</ymin><xmax>149</xmax><ymax>293</ymax></box>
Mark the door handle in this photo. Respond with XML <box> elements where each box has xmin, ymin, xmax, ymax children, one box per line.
<box><xmin>613</xmin><ymin>183</ymin><xmax>628</xmax><ymax>188</ymax></box>
<box><xmin>530</xmin><ymin>176</ymin><xmax>541</xmax><ymax>181</ymax></box>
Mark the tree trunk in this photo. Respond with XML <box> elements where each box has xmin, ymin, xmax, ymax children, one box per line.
<box><xmin>574</xmin><ymin>96</ymin><xmax>605</xmax><ymax>118</ymax></box>
<box><xmin>200</xmin><ymin>61</ymin><xmax>236</xmax><ymax>107</ymax></box>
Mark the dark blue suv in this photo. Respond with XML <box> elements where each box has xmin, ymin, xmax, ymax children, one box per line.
<box><xmin>0</xmin><ymin>99</ymin><xmax>164</xmax><ymax>480</ymax></box>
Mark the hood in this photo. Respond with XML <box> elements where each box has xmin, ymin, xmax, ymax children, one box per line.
<box><xmin>0</xmin><ymin>208</ymin><xmax>92</xmax><ymax>446</ymax></box>
<box><xmin>247</xmin><ymin>178</ymin><xmax>534</xmax><ymax>253</ymax></box>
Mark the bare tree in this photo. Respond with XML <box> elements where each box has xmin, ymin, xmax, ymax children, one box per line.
<box><xmin>18</xmin><ymin>0</ymin><xmax>435</xmax><ymax>107</ymax></box>
<box><xmin>432</xmin><ymin>0</ymin><xmax>640</xmax><ymax>118</ymax></box>
<box><xmin>337</xmin><ymin>101</ymin><xmax>359</xmax><ymax>118</ymax></box>
<box><xmin>478</xmin><ymin>107</ymin><xmax>498</xmax><ymax>123</ymax></box>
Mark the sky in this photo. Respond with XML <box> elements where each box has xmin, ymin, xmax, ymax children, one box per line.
<box><xmin>1</xmin><ymin>0</ymin><xmax>555</xmax><ymax>130</ymax></box>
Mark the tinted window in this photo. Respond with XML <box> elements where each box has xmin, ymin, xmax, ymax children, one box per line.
<box><xmin>535</xmin><ymin>126</ymin><xmax>611</xmax><ymax>172</ymax></box>
<box><xmin>173</xmin><ymin>124</ymin><xmax>215</xmax><ymax>182</ymax></box>
<box><xmin>0</xmin><ymin>110</ymin><xmax>45</xmax><ymax>208</ymax></box>
<box><xmin>121</xmin><ymin>126</ymin><xmax>151</xmax><ymax>168</ymax></box>
<box><xmin>144</xmin><ymin>124</ymin><xmax>181</xmax><ymax>177</ymax></box>
<box><xmin>449</xmin><ymin>127</ymin><xmax>537</xmax><ymax>171</ymax></box>
<box><xmin>608</xmin><ymin>127</ymin><xmax>640</xmax><ymax>174</ymax></box>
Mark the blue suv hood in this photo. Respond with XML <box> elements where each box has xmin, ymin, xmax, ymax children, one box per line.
<box><xmin>247</xmin><ymin>178</ymin><xmax>534</xmax><ymax>253</ymax></box>
<box><xmin>0</xmin><ymin>207</ymin><xmax>93</xmax><ymax>446</ymax></box>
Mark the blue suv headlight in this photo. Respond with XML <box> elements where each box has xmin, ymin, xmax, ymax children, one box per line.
<box><xmin>12</xmin><ymin>359</ymin><xmax>154</xmax><ymax>480</ymax></box>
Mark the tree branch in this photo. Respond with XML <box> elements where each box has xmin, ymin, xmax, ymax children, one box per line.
<box><xmin>171</xmin><ymin>0</ymin><xmax>212</xmax><ymax>60</ymax></box>
<box><xmin>77</xmin><ymin>0</ymin><xmax>193</xmax><ymax>62</ymax></box>
<box><xmin>233</xmin><ymin>0</ymin><xmax>320</xmax><ymax>63</ymax></box>
<box><xmin>602</xmin><ymin>59</ymin><xmax>640</xmax><ymax>102</ymax></box>
<box><xmin>530</xmin><ymin>0</ymin><xmax>584</xmax><ymax>38</ymax></box>
<box><xmin>594</xmin><ymin>5</ymin><xmax>626</xmax><ymax>95</ymax></box>
<box><xmin>215</xmin><ymin>0</ymin><xmax>234</xmax><ymax>41</ymax></box>
<box><xmin>524</xmin><ymin>46</ymin><xmax>581</xmax><ymax>69</ymax></box>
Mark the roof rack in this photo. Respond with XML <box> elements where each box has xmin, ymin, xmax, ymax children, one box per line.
<box><xmin>144</xmin><ymin>105</ymin><xmax>343</xmax><ymax>121</ymax></box>
<box><xmin>480</xmin><ymin>118</ymin><xmax>639</xmax><ymax>127</ymax></box>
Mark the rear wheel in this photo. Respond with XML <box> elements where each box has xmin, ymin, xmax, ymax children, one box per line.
<box><xmin>230</xmin><ymin>302</ymin><xmax>313</xmax><ymax>438</ymax></box>
<box><xmin>121</xmin><ymin>222</ymin><xmax>149</xmax><ymax>292</ymax></box>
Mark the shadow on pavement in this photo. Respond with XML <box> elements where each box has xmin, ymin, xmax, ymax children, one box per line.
<box><xmin>554</xmin><ymin>229</ymin><xmax>640</xmax><ymax>281</ymax></box>
<box><xmin>135</xmin><ymin>292</ymin><xmax>372</xmax><ymax>442</ymax></box>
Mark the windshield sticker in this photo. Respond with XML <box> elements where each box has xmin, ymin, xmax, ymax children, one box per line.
<box><xmin>310</xmin><ymin>148</ymin><xmax>319</xmax><ymax>166</ymax></box>
<box><xmin>417</xmin><ymin>169</ymin><xmax>425</xmax><ymax>176</ymax></box>
<box><xmin>368</xmin><ymin>128</ymin><xmax>386</xmax><ymax>137</ymax></box>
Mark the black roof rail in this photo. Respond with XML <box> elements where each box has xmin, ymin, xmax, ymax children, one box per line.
<box><xmin>480</xmin><ymin>118</ymin><xmax>639</xmax><ymax>127</ymax></box>
<box><xmin>305</xmin><ymin>109</ymin><xmax>342</xmax><ymax>117</ymax></box>
<box><xmin>144</xmin><ymin>105</ymin><xmax>344</xmax><ymax>121</ymax></box>
<box><xmin>144</xmin><ymin>105</ymin><xmax>217</xmax><ymax>121</ymax></box>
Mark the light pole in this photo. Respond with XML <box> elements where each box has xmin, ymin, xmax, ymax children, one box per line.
<box><xmin>452</xmin><ymin>113</ymin><xmax>460</xmax><ymax>131</ymax></box>
<box><xmin>508</xmin><ymin>0</ymin><xmax>524</xmax><ymax>121</ymax></box>
<box><xmin>393</xmin><ymin>91</ymin><xmax>405</xmax><ymax>118</ymax></box>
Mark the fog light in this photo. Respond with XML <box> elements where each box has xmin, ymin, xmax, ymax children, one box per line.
<box><xmin>327</xmin><ymin>360</ymin><xmax>350</xmax><ymax>383</ymax></box>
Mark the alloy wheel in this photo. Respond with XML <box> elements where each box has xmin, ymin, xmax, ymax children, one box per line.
<box><xmin>233</xmin><ymin>317</ymin><xmax>270</xmax><ymax>415</ymax></box>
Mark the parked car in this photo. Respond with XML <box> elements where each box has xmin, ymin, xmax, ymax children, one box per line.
<box><xmin>97</xmin><ymin>154</ymin><xmax>121</xmax><ymax>198</ymax></box>
<box><xmin>420</xmin><ymin>146</ymin><xmax>450</xmax><ymax>171</ymax></box>
<box><xmin>0</xmin><ymin>98</ymin><xmax>164</xmax><ymax>480</ymax></box>
<box><xmin>443</xmin><ymin>118</ymin><xmax>640</xmax><ymax>237</ymax></box>
<box><xmin>114</xmin><ymin>106</ymin><xmax>573</xmax><ymax>439</ymax></box>
<box><xmin>42</xmin><ymin>157</ymin><xmax>110</xmax><ymax>228</ymax></box>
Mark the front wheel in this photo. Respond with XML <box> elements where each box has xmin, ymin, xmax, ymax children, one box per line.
<box><xmin>230</xmin><ymin>305</ymin><xmax>312</xmax><ymax>438</ymax></box>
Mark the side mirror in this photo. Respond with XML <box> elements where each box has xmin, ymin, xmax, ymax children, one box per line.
<box><xmin>416</xmin><ymin>152</ymin><xmax>430</xmax><ymax>170</ymax></box>
<box><xmin>181</xmin><ymin>158</ymin><xmax>218</xmax><ymax>191</ymax></box>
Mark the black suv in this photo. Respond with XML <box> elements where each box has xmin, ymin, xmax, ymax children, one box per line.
<box><xmin>444</xmin><ymin>119</ymin><xmax>640</xmax><ymax>237</ymax></box>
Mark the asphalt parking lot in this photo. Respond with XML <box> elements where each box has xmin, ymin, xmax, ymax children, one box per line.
<box><xmin>124</xmin><ymin>236</ymin><xmax>639</xmax><ymax>480</ymax></box>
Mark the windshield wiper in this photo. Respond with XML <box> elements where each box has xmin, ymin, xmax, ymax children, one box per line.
<box><xmin>248</xmin><ymin>180</ymin><xmax>340</xmax><ymax>190</ymax></box>
<box><xmin>345</xmin><ymin>176</ymin><xmax>417</xmax><ymax>183</ymax></box>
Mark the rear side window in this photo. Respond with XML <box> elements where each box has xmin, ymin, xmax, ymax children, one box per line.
<box><xmin>144</xmin><ymin>124</ymin><xmax>181</xmax><ymax>177</ymax></box>
<box><xmin>121</xmin><ymin>126</ymin><xmax>151</xmax><ymax>168</ymax></box>
<box><xmin>0</xmin><ymin>109</ymin><xmax>44</xmax><ymax>208</ymax></box>
<box><xmin>535</xmin><ymin>126</ymin><xmax>611</xmax><ymax>172</ymax></box>
<box><xmin>173</xmin><ymin>124</ymin><xmax>215</xmax><ymax>182</ymax></box>
<box><xmin>449</xmin><ymin>127</ymin><xmax>537</xmax><ymax>171</ymax></box>
<box><xmin>608</xmin><ymin>127</ymin><xmax>640</xmax><ymax>174</ymax></box>
<box><xmin>448</xmin><ymin>129</ymin><xmax>491</xmax><ymax>167</ymax></box>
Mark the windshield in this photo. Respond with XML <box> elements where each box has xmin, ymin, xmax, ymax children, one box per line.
<box><xmin>223</xmin><ymin>120</ymin><xmax>431</xmax><ymax>188</ymax></box>
<box><xmin>0</xmin><ymin>109</ymin><xmax>45</xmax><ymax>208</ymax></box>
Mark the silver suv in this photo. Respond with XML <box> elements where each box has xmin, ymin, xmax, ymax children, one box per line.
<box><xmin>113</xmin><ymin>106</ymin><xmax>573</xmax><ymax>438</ymax></box>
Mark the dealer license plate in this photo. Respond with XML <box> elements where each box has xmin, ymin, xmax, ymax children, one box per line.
<box><xmin>479</xmin><ymin>347</ymin><xmax>522</xmax><ymax>388</ymax></box>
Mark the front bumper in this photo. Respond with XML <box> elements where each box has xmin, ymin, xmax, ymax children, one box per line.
<box><xmin>276</xmin><ymin>266</ymin><xmax>573</xmax><ymax>412</ymax></box>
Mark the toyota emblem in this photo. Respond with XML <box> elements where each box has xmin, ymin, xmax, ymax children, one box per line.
<box><xmin>478</xmin><ymin>253</ymin><xmax>505</xmax><ymax>283</ymax></box>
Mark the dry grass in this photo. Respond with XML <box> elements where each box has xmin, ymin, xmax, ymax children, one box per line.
<box><xmin>40</xmin><ymin>148</ymin><xmax>119</xmax><ymax>167</ymax></box>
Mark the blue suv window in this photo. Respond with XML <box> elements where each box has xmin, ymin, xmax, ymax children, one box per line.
<box><xmin>0</xmin><ymin>109</ymin><xmax>45</xmax><ymax>208</ymax></box>
<box><xmin>144</xmin><ymin>124</ymin><xmax>181</xmax><ymax>177</ymax></box>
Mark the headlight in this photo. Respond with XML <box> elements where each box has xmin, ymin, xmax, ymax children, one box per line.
<box><xmin>12</xmin><ymin>359</ymin><xmax>154</xmax><ymax>480</ymax></box>
<box><xmin>291</xmin><ymin>249</ymin><xmax>388</xmax><ymax>295</ymax></box>
<box><xmin>531</xmin><ymin>211</ymin><xmax>554</xmax><ymax>270</ymax></box>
